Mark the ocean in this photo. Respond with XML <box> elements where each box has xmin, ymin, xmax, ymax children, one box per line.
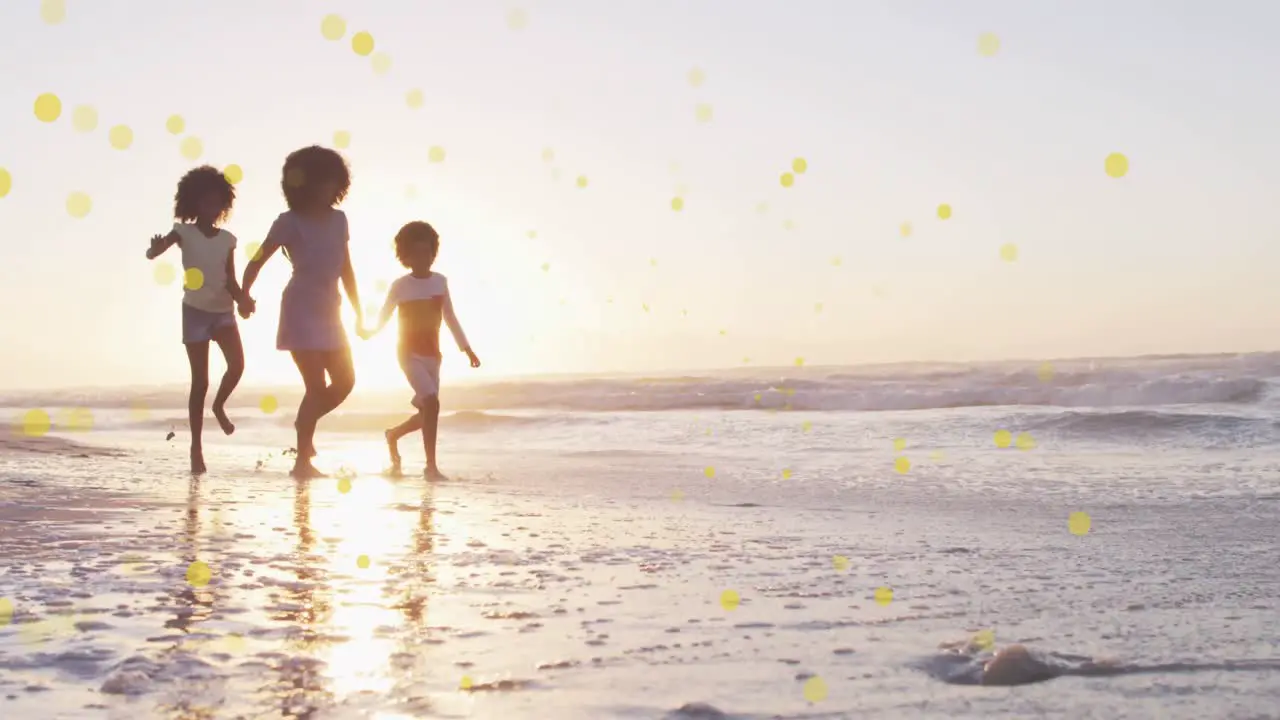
<box><xmin>1</xmin><ymin>353</ymin><xmax>1279</xmax><ymax>718</ymax></box>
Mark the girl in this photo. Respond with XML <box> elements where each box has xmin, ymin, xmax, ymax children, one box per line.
<box><xmin>240</xmin><ymin>146</ymin><xmax>363</xmax><ymax>479</ymax></box>
<box><xmin>145</xmin><ymin>165</ymin><xmax>253</xmax><ymax>474</ymax></box>
<box><xmin>358</xmin><ymin>221</ymin><xmax>480</xmax><ymax>479</ymax></box>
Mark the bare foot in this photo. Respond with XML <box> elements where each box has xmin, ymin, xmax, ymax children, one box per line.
<box><xmin>425</xmin><ymin>467</ymin><xmax>449</xmax><ymax>482</ymax></box>
<box><xmin>385</xmin><ymin>430</ymin><xmax>402</xmax><ymax>468</ymax></box>
<box><xmin>191</xmin><ymin>449</ymin><xmax>207</xmax><ymax>475</ymax></box>
<box><xmin>290</xmin><ymin>461</ymin><xmax>328</xmax><ymax>479</ymax></box>
<box><xmin>212</xmin><ymin>403</ymin><xmax>235</xmax><ymax>435</ymax></box>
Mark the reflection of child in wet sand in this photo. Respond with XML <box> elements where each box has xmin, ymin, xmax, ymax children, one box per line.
<box><xmin>145</xmin><ymin>166</ymin><xmax>253</xmax><ymax>474</ymax></box>
<box><xmin>358</xmin><ymin>221</ymin><xmax>480</xmax><ymax>479</ymax></box>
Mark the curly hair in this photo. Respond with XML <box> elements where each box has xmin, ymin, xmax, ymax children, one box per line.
<box><xmin>281</xmin><ymin>145</ymin><xmax>351</xmax><ymax>211</ymax></box>
<box><xmin>173</xmin><ymin>165</ymin><xmax>235</xmax><ymax>223</ymax></box>
<box><xmin>394</xmin><ymin>221</ymin><xmax>440</xmax><ymax>268</ymax></box>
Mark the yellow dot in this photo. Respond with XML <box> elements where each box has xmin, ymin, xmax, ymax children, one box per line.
<box><xmin>153</xmin><ymin>262</ymin><xmax>176</xmax><ymax>286</ymax></box>
<box><xmin>780</xmin><ymin>468</ymin><xmax>793</xmax><ymax>480</ymax></box>
<box><xmin>39</xmin><ymin>0</ymin><xmax>66</xmax><ymax>24</ymax></box>
<box><xmin>794</xmin><ymin>357</ymin><xmax>805</xmax><ymax>367</ymax></box>
<box><xmin>999</xmin><ymin>243</ymin><xmax>1019</xmax><ymax>262</ymax></box>
<box><xmin>223</xmin><ymin>164</ymin><xmax>244</xmax><ymax>185</ymax></box>
<box><xmin>671</xmin><ymin>488</ymin><xmax>685</xmax><ymax>501</ymax></box>
<box><xmin>720</xmin><ymin>589</ymin><xmax>740</xmax><ymax>611</ymax></box>
<box><xmin>180</xmin><ymin>136</ymin><xmax>203</xmax><ymax>160</ymax></box>
<box><xmin>333</xmin><ymin>130</ymin><xmax>351</xmax><ymax>148</ymax></box>
<box><xmin>337</xmin><ymin>477</ymin><xmax>352</xmax><ymax>494</ymax></box>
<box><xmin>792</xmin><ymin>157</ymin><xmax>808</xmax><ymax>174</ymax></box>
<box><xmin>0</xmin><ymin>598</ymin><xmax>12</xmax><ymax>627</ymax></box>
<box><xmin>687</xmin><ymin>67</ymin><xmax>706</xmax><ymax>87</ymax></box>
<box><xmin>742</xmin><ymin>356</ymin><xmax>751</xmax><ymax>364</ymax></box>
<box><xmin>993</xmin><ymin>429</ymin><xmax>1012</xmax><ymax>448</ymax></box>
<box><xmin>506</xmin><ymin>7</ymin><xmax>529</xmax><ymax>30</ymax></box>
<box><xmin>356</xmin><ymin>554</ymin><xmax>371</xmax><ymax>569</ymax></box>
<box><xmin>1105</xmin><ymin>152</ymin><xmax>1129</xmax><ymax>178</ymax></box>
<box><xmin>541</xmin><ymin>262</ymin><xmax>550</xmax><ymax>273</ymax></box>
<box><xmin>108</xmin><ymin>124</ymin><xmax>133</xmax><ymax>150</ymax></box>
<box><xmin>801</xmin><ymin>421</ymin><xmax>812</xmax><ymax>432</ymax></box>
<box><xmin>755</xmin><ymin>201</ymin><xmax>769</xmax><ymax>214</ymax></box>
<box><xmin>830</xmin><ymin>256</ymin><xmax>842</xmax><ymax>266</ymax></box>
<box><xmin>71</xmin><ymin>105</ymin><xmax>97</xmax><ymax>133</ymax></box>
<box><xmin>695</xmin><ymin>103</ymin><xmax>714</xmax><ymax>123</ymax></box>
<box><xmin>1068</xmin><ymin>511</ymin><xmax>1091</xmax><ymax>536</ymax></box>
<box><xmin>320</xmin><ymin>13</ymin><xmax>346</xmax><ymax>40</ymax></box>
<box><xmin>967</xmin><ymin>628</ymin><xmax>995</xmax><ymax>650</ymax></box>
<box><xmin>371</xmin><ymin>52</ymin><xmax>392</xmax><ymax>75</ymax></box>
<box><xmin>541</xmin><ymin>147</ymin><xmax>555</xmax><ymax>163</ymax></box>
<box><xmin>894</xmin><ymin>456</ymin><xmax>911</xmax><ymax>474</ymax></box>
<box><xmin>893</xmin><ymin>437</ymin><xmax>907</xmax><ymax>451</ymax></box>
<box><xmin>671</xmin><ymin>196</ymin><xmax>684</xmax><ymax>212</ymax></box>
<box><xmin>351</xmin><ymin>31</ymin><xmax>375</xmax><ymax>56</ymax></box>
<box><xmin>459</xmin><ymin>676</ymin><xmax>473</xmax><ymax>690</ymax></box>
<box><xmin>260</xmin><ymin>395</ymin><xmax>278</xmax><ymax>414</ymax></box>
<box><xmin>66</xmin><ymin>192</ymin><xmax>91</xmax><ymax>219</ymax></box>
<box><xmin>780</xmin><ymin>172</ymin><xmax>795</xmax><ymax>188</ymax></box>
<box><xmin>874</xmin><ymin>586</ymin><xmax>893</xmax><ymax>606</ymax></box>
<box><xmin>241</xmin><ymin>242</ymin><xmax>262</xmax><ymax>262</ymax></box>
<box><xmin>783</xmin><ymin>218</ymin><xmax>795</xmax><ymax>231</ymax></box>
<box><xmin>21</xmin><ymin>409</ymin><xmax>51</xmax><ymax>438</ymax></box>
<box><xmin>406</xmin><ymin>89</ymin><xmax>424</xmax><ymax>109</ymax></box>
<box><xmin>165</xmin><ymin>114</ymin><xmax>185</xmax><ymax>135</ymax></box>
<box><xmin>703</xmin><ymin>466</ymin><xmax>715</xmax><ymax>478</ymax></box>
<box><xmin>61</xmin><ymin>407</ymin><xmax>93</xmax><ymax>432</ymax></box>
<box><xmin>937</xmin><ymin>203</ymin><xmax>952</xmax><ymax>220</ymax></box>
<box><xmin>0</xmin><ymin>168</ymin><xmax>10</xmax><ymax>198</ymax></box>
<box><xmin>900</xmin><ymin>222</ymin><xmax>912</xmax><ymax>238</ymax></box>
<box><xmin>183</xmin><ymin>267</ymin><xmax>205</xmax><ymax>291</ymax></box>
<box><xmin>428</xmin><ymin>146</ymin><xmax>446</xmax><ymax>163</ymax></box>
<box><xmin>1015</xmin><ymin>432</ymin><xmax>1036</xmax><ymax>451</ymax></box>
<box><xmin>34</xmin><ymin>93</ymin><xmax>62</xmax><ymax>123</ymax></box>
<box><xmin>186</xmin><ymin>561</ymin><xmax>212</xmax><ymax>588</ymax></box>
<box><xmin>832</xmin><ymin>555</ymin><xmax>849</xmax><ymax>572</ymax></box>
<box><xmin>576</xmin><ymin>175</ymin><xmax>589</xmax><ymax>188</ymax></box>
<box><xmin>1037</xmin><ymin>362</ymin><xmax>1055</xmax><ymax>382</ymax></box>
<box><xmin>977</xmin><ymin>32</ymin><xmax>1001</xmax><ymax>57</ymax></box>
<box><xmin>802</xmin><ymin>675</ymin><xmax>828</xmax><ymax>703</ymax></box>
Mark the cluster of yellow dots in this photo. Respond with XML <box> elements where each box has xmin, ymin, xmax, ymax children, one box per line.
<box><xmin>320</xmin><ymin>15</ymin><xmax>392</xmax><ymax>76</ymax></box>
<box><xmin>14</xmin><ymin>408</ymin><xmax>95</xmax><ymax>437</ymax></box>
<box><xmin>687</xmin><ymin>66</ymin><xmax>713</xmax><ymax>124</ymax></box>
<box><xmin>779</xmin><ymin>157</ymin><xmax>808</xmax><ymax>189</ymax></box>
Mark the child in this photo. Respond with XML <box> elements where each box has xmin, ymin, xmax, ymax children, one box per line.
<box><xmin>240</xmin><ymin>145</ymin><xmax>363</xmax><ymax>479</ymax></box>
<box><xmin>358</xmin><ymin>221</ymin><xmax>480</xmax><ymax>479</ymax></box>
<box><xmin>145</xmin><ymin>165</ymin><xmax>254</xmax><ymax>474</ymax></box>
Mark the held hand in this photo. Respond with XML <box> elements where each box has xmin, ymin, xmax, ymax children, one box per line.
<box><xmin>237</xmin><ymin>296</ymin><xmax>256</xmax><ymax>319</ymax></box>
<box><xmin>466</xmin><ymin>349</ymin><xmax>481</xmax><ymax>368</ymax></box>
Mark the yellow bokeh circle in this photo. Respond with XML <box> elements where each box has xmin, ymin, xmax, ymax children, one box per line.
<box><xmin>333</xmin><ymin>130</ymin><xmax>351</xmax><ymax>149</ymax></box>
<box><xmin>1068</xmin><ymin>511</ymin><xmax>1091</xmax><ymax>536</ymax></box>
<box><xmin>937</xmin><ymin>203</ymin><xmax>952</xmax><ymax>220</ymax></box>
<box><xmin>428</xmin><ymin>146</ymin><xmax>446</xmax><ymax>163</ymax></box>
<box><xmin>972</xmin><ymin>629</ymin><xmax>996</xmax><ymax>650</ymax></box>
<box><xmin>576</xmin><ymin>175</ymin><xmax>589</xmax><ymax>189</ymax></box>
<box><xmin>802</xmin><ymin>676</ymin><xmax>828</xmax><ymax>703</ymax></box>
<box><xmin>999</xmin><ymin>243</ymin><xmax>1019</xmax><ymax>262</ymax></box>
<box><xmin>874</xmin><ymin>586</ymin><xmax>893</xmax><ymax>606</ymax></box>
<box><xmin>720</xmin><ymin>589</ymin><xmax>740</xmax><ymax>611</ymax></box>
<box><xmin>506</xmin><ymin>8</ymin><xmax>529</xmax><ymax>30</ymax></box>
<box><xmin>792</xmin><ymin>157</ymin><xmax>808</xmax><ymax>174</ymax></box>
<box><xmin>977</xmin><ymin>32</ymin><xmax>1001</xmax><ymax>57</ymax></box>
<box><xmin>687</xmin><ymin>67</ymin><xmax>705</xmax><ymax>87</ymax></box>
<box><xmin>794</xmin><ymin>357</ymin><xmax>805</xmax><ymax>367</ymax></box>
<box><xmin>351</xmin><ymin>31</ymin><xmax>375</xmax><ymax>56</ymax></box>
<box><xmin>1037</xmin><ymin>362</ymin><xmax>1055</xmax><ymax>382</ymax></box>
<box><xmin>186</xmin><ymin>561</ymin><xmax>212</xmax><ymax>588</ymax></box>
<box><xmin>153</xmin><ymin>262</ymin><xmax>176</xmax><ymax>286</ymax></box>
<box><xmin>21</xmin><ymin>409</ymin><xmax>52</xmax><ymax>437</ymax></box>
<box><xmin>183</xmin><ymin>267</ymin><xmax>205</xmax><ymax>291</ymax></box>
<box><xmin>0</xmin><ymin>168</ymin><xmax>10</xmax><ymax>198</ymax></box>
<box><xmin>356</xmin><ymin>554</ymin><xmax>371</xmax><ymax>569</ymax></box>
<box><xmin>223</xmin><ymin>164</ymin><xmax>244</xmax><ymax>185</ymax></box>
<box><xmin>460</xmin><ymin>676</ymin><xmax>474</xmax><ymax>690</ymax></box>
<box><xmin>320</xmin><ymin>14</ymin><xmax>346</xmax><ymax>41</ymax></box>
<box><xmin>60</xmin><ymin>407</ymin><xmax>93</xmax><ymax>432</ymax></box>
<box><xmin>993</xmin><ymin>429</ymin><xmax>1012</xmax><ymax>448</ymax></box>
<box><xmin>180</xmin><ymin>136</ymin><xmax>203</xmax><ymax>160</ymax></box>
<box><xmin>893</xmin><ymin>437</ymin><xmax>907</xmax><ymax>451</ymax></box>
<box><xmin>695</xmin><ymin>103</ymin><xmax>713</xmax><ymax>123</ymax></box>
<box><xmin>779</xmin><ymin>172</ymin><xmax>794</xmax><ymax>188</ymax></box>
<box><xmin>337</xmin><ymin>477</ymin><xmax>352</xmax><ymax>494</ymax></box>
<box><xmin>66</xmin><ymin>192</ymin><xmax>91</xmax><ymax>218</ymax></box>
<box><xmin>0</xmin><ymin>597</ymin><xmax>13</xmax><ymax>627</ymax></box>
<box><xmin>703</xmin><ymin>466</ymin><xmax>715</xmax><ymax>478</ymax></box>
<box><xmin>166</xmin><ymin>114</ymin><xmax>185</xmax><ymax>135</ymax></box>
<box><xmin>781</xmin><ymin>468</ymin><xmax>792</xmax><ymax>479</ymax></box>
<box><xmin>671</xmin><ymin>196</ymin><xmax>684</xmax><ymax>212</ymax></box>
<box><xmin>245</xmin><ymin>241</ymin><xmax>262</xmax><ymax>261</ymax></box>
<box><xmin>71</xmin><ymin>105</ymin><xmax>98</xmax><ymax>133</ymax></box>
<box><xmin>894</xmin><ymin>456</ymin><xmax>910</xmax><ymax>474</ymax></box>
<box><xmin>406</xmin><ymin>89</ymin><xmax>424</xmax><ymax>109</ymax></box>
<box><xmin>1105</xmin><ymin>152</ymin><xmax>1129</xmax><ymax>178</ymax></box>
<box><xmin>832</xmin><ymin>555</ymin><xmax>849</xmax><ymax>571</ymax></box>
<box><xmin>371</xmin><ymin>52</ymin><xmax>393</xmax><ymax>75</ymax></box>
<box><xmin>40</xmin><ymin>0</ymin><xmax>66</xmax><ymax>24</ymax></box>
<box><xmin>108</xmin><ymin>125</ymin><xmax>133</xmax><ymax>150</ymax></box>
<box><xmin>260</xmin><ymin>395</ymin><xmax>278</xmax><ymax>414</ymax></box>
<box><xmin>34</xmin><ymin>93</ymin><xmax>62</xmax><ymax>123</ymax></box>
<box><xmin>1015</xmin><ymin>432</ymin><xmax>1036</xmax><ymax>450</ymax></box>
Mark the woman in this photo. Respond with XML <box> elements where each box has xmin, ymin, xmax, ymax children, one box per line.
<box><xmin>241</xmin><ymin>145</ymin><xmax>362</xmax><ymax>478</ymax></box>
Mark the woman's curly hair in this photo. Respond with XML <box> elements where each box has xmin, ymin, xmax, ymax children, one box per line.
<box><xmin>394</xmin><ymin>221</ymin><xmax>440</xmax><ymax>268</ymax></box>
<box><xmin>173</xmin><ymin>165</ymin><xmax>236</xmax><ymax>223</ymax></box>
<box><xmin>281</xmin><ymin>145</ymin><xmax>351</xmax><ymax>211</ymax></box>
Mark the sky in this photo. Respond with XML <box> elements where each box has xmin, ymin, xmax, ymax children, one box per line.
<box><xmin>1</xmin><ymin>0</ymin><xmax>1279</xmax><ymax>391</ymax></box>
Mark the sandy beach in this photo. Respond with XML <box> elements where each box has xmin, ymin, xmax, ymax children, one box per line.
<box><xmin>4</xmin><ymin>359</ymin><xmax>1280</xmax><ymax>720</ymax></box>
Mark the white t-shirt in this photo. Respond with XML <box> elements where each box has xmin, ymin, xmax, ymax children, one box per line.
<box><xmin>376</xmin><ymin>272</ymin><xmax>469</xmax><ymax>358</ymax></box>
<box><xmin>174</xmin><ymin>223</ymin><xmax>237</xmax><ymax>313</ymax></box>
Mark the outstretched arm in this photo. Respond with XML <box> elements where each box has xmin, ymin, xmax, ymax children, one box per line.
<box><xmin>146</xmin><ymin>230</ymin><xmax>180</xmax><ymax>259</ymax></box>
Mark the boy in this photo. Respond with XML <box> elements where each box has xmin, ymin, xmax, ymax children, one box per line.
<box><xmin>358</xmin><ymin>221</ymin><xmax>480</xmax><ymax>479</ymax></box>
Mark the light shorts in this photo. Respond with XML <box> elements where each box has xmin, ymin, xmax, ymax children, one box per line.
<box><xmin>400</xmin><ymin>353</ymin><xmax>442</xmax><ymax>408</ymax></box>
<box><xmin>182</xmin><ymin>302</ymin><xmax>237</xmax><ymax>344</ymax></box>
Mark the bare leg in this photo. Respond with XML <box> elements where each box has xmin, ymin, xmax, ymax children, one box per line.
<box><xmin>421</xmin><ymin>395</ymin><xmax>445</xmax><ymax>480</ymax></box>
<box><xmin>290</xmin><ymin>351</ymin><xmax>330</xmax><ymax>478</ymax></box>
<box><xmin>210</xmin><ymin>325</ymin><xmax>244</xmax><ymax>435</ymax></box>
<box><xmin>185</xmin><ymin>341</ymin><xmax>210</xmax><ymax>474</ymax></box>
<box><xmin>386</xmin><ymin>414</ymin><xmax>423</xmax><ymax>471</ymax></box>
